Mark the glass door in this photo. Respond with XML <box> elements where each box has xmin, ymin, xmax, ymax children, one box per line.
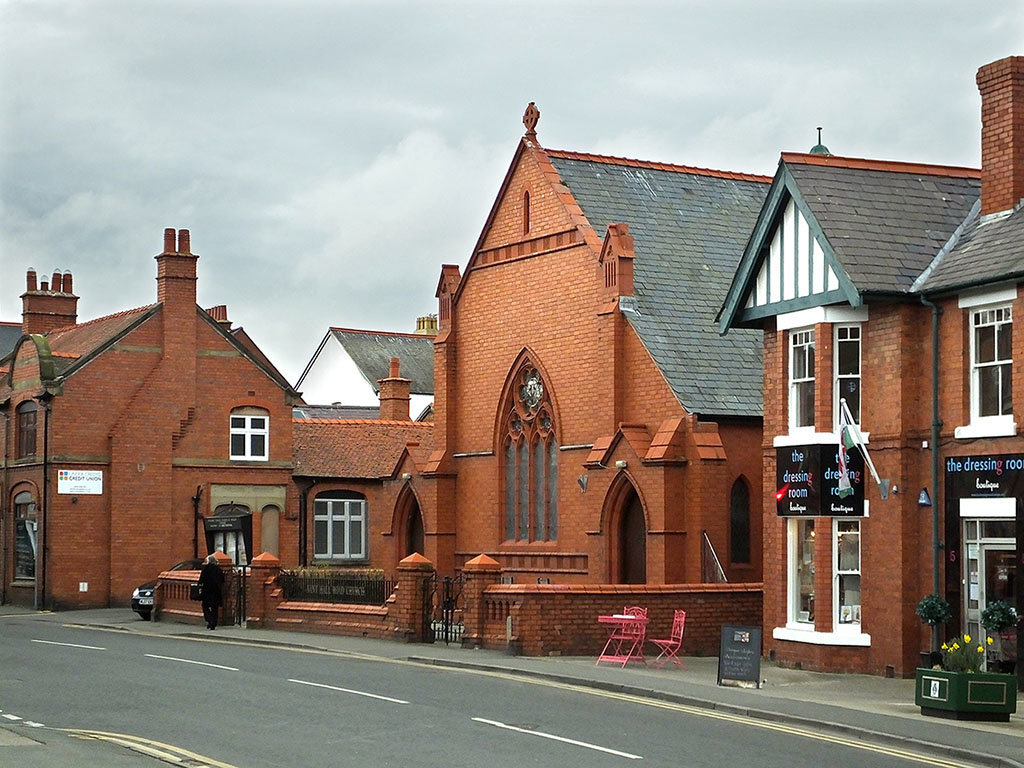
<box><xmin>962</xmin><ymin>518</ymin><xmax>1016</xmax><ymax>667</ymax></box>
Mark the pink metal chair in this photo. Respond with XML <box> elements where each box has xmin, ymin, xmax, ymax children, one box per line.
<box><xmin>649</xmin><ymin>609</ymin><xmax>687</xmax><ymax>669</ymax></box>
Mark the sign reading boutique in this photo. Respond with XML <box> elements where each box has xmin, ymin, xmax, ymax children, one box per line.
<box><xmin>776</xmin><ymin>443</ymin><xmax>865</xmax><ymax>517</ymax></box>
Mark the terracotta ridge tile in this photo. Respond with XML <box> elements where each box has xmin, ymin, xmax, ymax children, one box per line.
<box><xmin>293</xmin><ymin>417</ymin><xmax>429</xmax><ymax>425</ymax></box>
<box><xmin>0</xmin><ymin>321</ymin><xmax>19</xmax><ymax>327</ymax></box>
<box><xmin>781</xmin><ymin>152</ymin><xmax>980</xmax><ymax>178</ymax></box>
<box><xmin>544</xmin><ymin>147</ymin><xmax>772</xmax><ymax>183</ymax></box>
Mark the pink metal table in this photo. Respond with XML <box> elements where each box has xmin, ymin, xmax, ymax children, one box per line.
<box><xmin>596</xmin><ymin>614</ymin><xmax>648</xmax><ymax>667</ymax></box>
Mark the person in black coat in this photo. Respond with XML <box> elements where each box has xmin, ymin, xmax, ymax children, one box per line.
<box><xmin>197</xmin><ymin>554</ymin><xmax>226</xmax><ymax>630</ymax></box>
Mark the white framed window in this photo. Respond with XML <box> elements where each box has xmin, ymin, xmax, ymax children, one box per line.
<box><xmin>834</xmin><ymin>325</ymin><xmax>861</xmax><ymax>427</ymax></box>
<box><xmin>230</xmin><ymin>407</ymin><xmax>269</xmax><ymax>460</ymax></box>
<box><xmin>834</xmin><ymin>520</ymin><xmax>861</xmax><ymax>628</ymax></box>
<box><xmin>313</xmin><ymin>492</ymin><xmax>367</xmax><ymax>560</ymax></box>
<box><xmin>971</xmin><ymin>305</ymin><xmax>1012</xmax><ymax>420</ymax></box>
<box><xmin>787</xmin><ymin>518</ymin><xmax>815</xmax><ymax>625</ymax></box>
<box><xmin>789</xmin><ymin>328</ymin><xmax>815</xmax><ymax>431</ymax></box>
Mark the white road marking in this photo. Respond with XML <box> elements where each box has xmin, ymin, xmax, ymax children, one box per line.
<box><xmin>144</xmin><ymin>654</ymin><xmax>238</xmax><ymax>671</ymax></box>
<box><xmin>25</xmin><ymin>721</ymin><xmax>44</xmax><ymax>728</ymax></box>
<box><xmin>473</xmin><ymin>717</ymin><xmax>643</xmax><ymax>760</ymax></box>
<box><xmin>31</xmin><ymin>638</ymin><xmax>105</xmax><ymax>650</ymax></box>
<box><xmin>288</xmin><ymin>678</ymin><xmax>409</xmax><ymax>704</ymax></box>
<box><xmin>2</xmin><ymin>714</ymin><xmax>22</xmax><ymax>721</ymax></box>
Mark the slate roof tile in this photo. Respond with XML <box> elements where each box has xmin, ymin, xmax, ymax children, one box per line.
<box><xmin>331</xmin><ymin>328</ymin><xmax>434</xmax><ymax>395</ymax></box>
<box><xmin>785</xmin><ymin>161</ymin><xmax>980</xmax><ymax>294</ymax></box>
<box><xmin>549</xmin><ymin>154</ymin><xmax>769</xmax><ymax>417</ymax></box>
<box><xmin>922</xmin><ymin>205</ymin><xmax>1024</xmax><ymax>292</ymax></box>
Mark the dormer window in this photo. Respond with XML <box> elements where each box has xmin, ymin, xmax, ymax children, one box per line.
<box><xmin>230</xmin><ymin>407</ymin><xmax>269</xmax><ymax>461</ymax></box>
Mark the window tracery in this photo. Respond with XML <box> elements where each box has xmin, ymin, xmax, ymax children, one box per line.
<box><xmin>502</xmin><ymin>363</ymin><xmax>558</xmax><ymax>541</ymax></box>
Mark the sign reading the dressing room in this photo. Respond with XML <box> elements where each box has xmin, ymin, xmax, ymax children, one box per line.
<box><xmin>57</xmin><ymin>469</ymin><xmax>103</xmax><ymax>495</ymax></box>
<box><xmin>776</xmin><ymin>444</ymin><xmax>865</xmax><ymax>517</ymax></box>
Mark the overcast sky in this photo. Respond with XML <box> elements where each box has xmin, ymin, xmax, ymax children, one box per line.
<box><xmin>1</xmin><ymin>1</ymin><xmax>1021</xmax><ymax>387</ymax></box>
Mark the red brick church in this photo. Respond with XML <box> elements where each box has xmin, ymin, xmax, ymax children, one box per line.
<box><xmin>362</xmin><ymin>106</ymin><xmax>772</xmax><ymax>585</ymax></box>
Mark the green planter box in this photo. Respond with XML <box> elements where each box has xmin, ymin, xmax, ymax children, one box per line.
<box><xmin>915</xmin><ymin>668</ymin><xmax>1018</xmax><ymax>722</ymax></box>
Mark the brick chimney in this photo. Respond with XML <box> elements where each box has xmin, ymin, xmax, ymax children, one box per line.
<box><xmin>378</xmin><ymin>357</ymin><xmax>411</xmax><ymax>421</ymax></box>
<box><xmin>414</xmin><ymin>315</ymin><xmax>438</xmax><ymax>336</ymax></box>
<box><xmin>156</xmin><ymin>228</ymin><xmax>198</xmax><ymax>307</ymax></box>
<box><xmin>205</xmin><ymin>304</ymin><xmax>232</xmax><ymax>330</ymax></box>
<box><xmin>21</xmin><ymin>267</ymin><xmax>78</xmax><ymax>335</ymax></box>
<box><xmin>977</xmin><ymin>56</ymin><xmax>1024</xmax><ymax>216</ymax></box>
<box><xmin>155</xmin><ymin>228</ymin><xmax>198</xmax><ymax>386</ymax></box>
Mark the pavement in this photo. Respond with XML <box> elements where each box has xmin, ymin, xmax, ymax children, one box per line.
<box><xmin>2</xmin><ymin>605</ymin><xmax>1023</xmax><ymax>767</ymax></box>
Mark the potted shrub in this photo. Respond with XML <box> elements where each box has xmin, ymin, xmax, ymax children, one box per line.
<box><xmin>915</xmin><ymin>593</ymin><xmax>951</xmax><ymax>668</ymax></box>
<box><xmin>981</xmin><ymin>600</ymin><xmax>1018</xmax><ymax>673</ymax></box>
<box><xmin>915</xmin><ymin>633</ymin><xmax>1018</xmax><ymax>721</ymax></box>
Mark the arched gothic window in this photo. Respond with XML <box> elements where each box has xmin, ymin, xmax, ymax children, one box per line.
<box><xmin>502</xmin><ymin>363</ymin><xmax>557</xmax><ymax>541</ymax></box>
<box><xmin>729</xmin><ymin>477</ymin><xmax>751</xmax><ymax>564</ymax></box>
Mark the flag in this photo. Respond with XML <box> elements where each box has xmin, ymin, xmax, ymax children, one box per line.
<box><xmin>837</xmin><ymin>421</ymin><xmax>855</xmax><ymax>498</ymax></box>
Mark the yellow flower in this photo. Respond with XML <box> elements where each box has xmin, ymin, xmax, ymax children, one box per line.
<box><xmin>987</xmin><ymin>637</ymin><xmax>994</xmax><ymax>645</ymax></box>
<box><xmin>977</xmin><ymin>646</ymin><xmax>984</xmax><ymax>653</ymax></box>
<box><xmin>953</xmin><ymin>643</ymin><xmax>960</xmax><ymax>650</ymax></box>
<box><xmin>941</xmin><ymin>643</ymin><xmax>948</xmax><ymax>650</ymax></box>
<box><xmin>964</xmin><ymin>634</ymin><xmax>971</xmax><ymax>643</ymax></box>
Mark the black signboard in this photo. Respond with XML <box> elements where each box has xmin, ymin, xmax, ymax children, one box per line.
<box><xmin>717</xmin><ymin>625</ymin><xmax>762</xmax><ymax>688</ymax></box>
<box><xmin>776</xmin><ymin>443</ymin><xmax>865</xmax><ymax>517</ymax></box>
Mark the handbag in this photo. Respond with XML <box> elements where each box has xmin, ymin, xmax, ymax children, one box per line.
<box><xmin>189</xmin><ymin>582</ymin><xmax>203</xmax><ymax>601</ymax></box>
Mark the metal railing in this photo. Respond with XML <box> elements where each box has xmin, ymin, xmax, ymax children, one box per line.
<box><xmin>701</xmin><ymin>531</ymin><xmax>728</xmax><ymax>583</ymax></box>
<box><xmin>277</xmin><ymin>570</ymin><xmax>397</xmax><ymax>606</ymax></box>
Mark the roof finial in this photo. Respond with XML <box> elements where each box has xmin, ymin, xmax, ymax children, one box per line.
<box><xmin>809</xmin><ymin>126</ymin><xmax>831</xmax><ymax>156</ymax></box>
<box><xmin>523</xmin><ymin>102</ymin><xmax>540</xmax><ymax>138</ymax></box>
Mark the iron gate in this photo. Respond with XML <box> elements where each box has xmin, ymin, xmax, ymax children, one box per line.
<box><xmin>230</xmin><ymin>565</ymin><xmax>248</xmax><ymax>626</ymax></box>
<box><xmin>422</xmin><ymin>573</ymin><xmax>465</xmax><ymax>644</ymax></box>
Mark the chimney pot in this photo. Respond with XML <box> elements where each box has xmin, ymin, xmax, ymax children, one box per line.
<box><xmin>163</xmin><ymin>228</ymin><xmax>176</xmax><ymax>253</ymax></box>
<box><xmin>40</xmin><ymin>279</ymin><xmax>49</xmax><ymax>291</ymax></box>
<box><xmin>26</xmin><ymin>268</ymin><xmax>37</xmax><ymax>292</ymax></box>
<box><xmin>389</xmin><ymin>357</ymin><xmax>400</xmax><ymax>378</ymax></box>
<box><xmin>178</xmin><ymin>229</ymin><xmax>190</xmax><ymax>254</ymax></box>
<box><xmin>62</xmin><ymin>271</ymin><xmax>73</xmax><ymax>294</ymax></box>
<box><xmin>51</xmin><ymin>270</ymin><xmax>62</xmax><ymax>292</ymax></box>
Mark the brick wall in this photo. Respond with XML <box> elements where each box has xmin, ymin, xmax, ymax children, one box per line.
<box><xmin>473</xmin><ymin>582</ymin><xmax>763</xmax><ymax>657</ymax></box>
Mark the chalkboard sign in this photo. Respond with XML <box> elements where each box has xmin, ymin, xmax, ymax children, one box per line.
<box><xmin>717</xmin><ymin>625</ymin><xmax>762</xmax><ymax>688</ymax></box>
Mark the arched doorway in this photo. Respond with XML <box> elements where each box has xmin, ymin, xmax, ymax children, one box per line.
<box><xmin>405</xmin><ymin>502</ymin><xmax>424</xmax><ymax>558</ymax></box>
<box><xmin>260</xmin><ymin>505</ymin><xmax>281</xmax><ymax>557</ymax></box>
<box><xmin>619</xmin><ymin>488</ymin><xmax>647</xmax><ymax>584</ymax></box>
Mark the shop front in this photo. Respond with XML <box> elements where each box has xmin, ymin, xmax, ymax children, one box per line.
<box><xmin>944</xmin><ymin>454</ymin><xmax>1023</xmax><ymax>670</ymax></box>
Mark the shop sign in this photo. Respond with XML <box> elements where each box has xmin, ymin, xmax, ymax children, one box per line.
<box><xmin>57</xmin><ymin>469</ymin><xmax>103</xmax><ymax>495</ymax></box>
<box><xmin>945</xmin><ymin>454</ymin><xmax>1024</xmax><ymax>500</ymax></box>
<box><xmin>776</xmin><ymin>443</ymin><xmax>865</xmax><ymax>517</ymax></box>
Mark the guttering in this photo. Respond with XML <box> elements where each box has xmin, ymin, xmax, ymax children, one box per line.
<box><xmin>919</xmin><ymin>295</ymin><xmax>943</xmax><ymax>653</ymax></box>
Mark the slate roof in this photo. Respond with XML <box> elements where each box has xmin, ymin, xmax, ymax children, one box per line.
<box><xmin>292</xmin><ymin>418</ymin><xmax>433</xmax><ymax>478</ymax></box>
<box><xmin>331</xmin><ymin>328</ymin><xmax>434</xmax><ymax>395</ymax></box>
<box><xmin>547</xmin><ymin>152</ymin><xmax>770</xmax><ymax>417</ymax></box>
<box><xmin>921</xmin><ymin>205</ymin><xmax>1024</xmax><ymax>293</ymax></box>
<box><xmin>784</xmin><ymin>157</ymin><xmax>980</xmax><ymax>293</ymax></box>
<box><xmin>0</xmin><ymin>322</ymin><xmax>20</xmax><ymax>360</ymax></box>
<box><xmin>294</xmin><ymin>404</ymin><xmax>380</xmax><ymax>420</ymax></box>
